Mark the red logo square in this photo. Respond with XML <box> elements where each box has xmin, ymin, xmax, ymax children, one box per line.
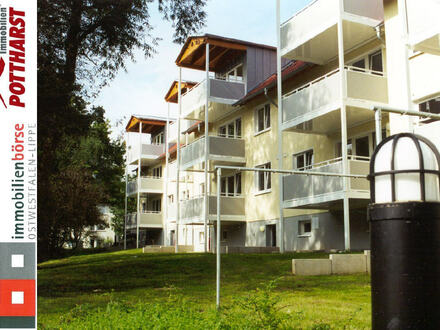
<box><xmin>0</xmin><ymin>280</ymin><xmax>35</xmax><ymax>316</ymax></box>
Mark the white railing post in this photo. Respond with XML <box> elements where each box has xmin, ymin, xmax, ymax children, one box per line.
<box><xmin>337</xmin><ymin>0</ymin><xmax>350</xmax><ymax>251</ymax></box>
<box><xmin>204</xmin><ymin>43</ymin><xmax>210</xmax><ymax>253</ymax></box>
<box><xmin>216</xmin><ymin>167</ymin><xmax>221</xmax><ymax>309</ymax></box>
<box><xmin>176</xmin><ymin>68</ymin><xmax>182</xmax><ymax>253</ymax></box>
<box><xmin>137</xmin><ymin>122</ymin><xmax>142</xmax><ymax>249</ymax></box>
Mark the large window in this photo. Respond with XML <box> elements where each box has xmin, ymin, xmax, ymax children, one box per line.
<box><xmin>152</xmin><ymin>199</ymin><xmax>161</xmax><ymax>212</ymax></box>
<box><xmin>219</xmin><ymin>118</ymin><xmax>242</xmax><ymax>138</ymax></box>
<box><xmin>152</xmin><ymin>166</ymin><xmax>162</xmax><ymax>178</ymax></box>
<box><xmin>294</xmin><ymin>150</ymin><xmax>314</xmax><ymax>170</ymax></box>
<box><xmin>350</xmin><ymin>49</ymin><xmax>383</xmax><ymax>74</ymax></box>
<box><xmin>419</xmin><ymin>97</ymin><xmax>440</xmax><ymax>123</ymax></box>
<box><xmin>220</xmin><ymin>173</ymin><xmax>242</xmax><ymax>196</ymax></box>
<box><xmin>255</xmin><ymin>104</ymin><xmax>271</xmax><ymax>133</ymax></box>
<box><xmin>256</xmin><ymin>163</ymin><xmax>271</xmax><ymax>192</ymax></box>
<box><xmin>336</xmin><ymin>133</ymin><xmax>385</xmax><ymax>158</ymax></box>
<box><xmin>153</xmin><ymin>132</ymin><xmax>164</xmax><ymax>145</ymax></box>
<box><xmin>298</xmin><ymin>220</ymin><xmax>312</xmax><ymax>236</ymax></box>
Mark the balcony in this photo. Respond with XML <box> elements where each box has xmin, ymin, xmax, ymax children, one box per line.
<box><xmin>181</xmin><ymin>78</ymin><xmax>246</xmax><ymax>122</ymax></box>
<box><xmin>180</xmin><ymin>195</ymin><xmax>245</xmax><ymax>225</ymax></box>
<box><xmin>180</xmin><ymin>135</ymin><xmax>245</xmax><ymax>170</ymax></box>
<box><xmin>281</xmin><ymin>67</ymin><xmax>388</xmax><ymax>134</ymax></box>
<box><xmin>283</xmin><ymin>157</ymin><xmax>370</xmax><ymax>210</ymax></box>
<box><xmin>168</xmin><ymin>120</ymin><xmax>198</xmax><ymax>142</ymax></box>
<box><xmin>406</xmin><ymin>0</ymin><xmax>440</xmax><ymax>55</ymax></box>
<box><xmin>128</xmin><ymin>143</ymin><xmax>165</xmax><ymax>165</ymax></box>
<box><xmin>281</xmin><ymin>0</ymin><xmax>383</xmax><ymax>64</ymax></box>
<box><xmin>125</xmin><ymin>212</ymin><xmax>163</xmax><ymax>229</ymax></box>
<box><xmin>126</xmin><ymin>177</ymin><xmax>163</xmax><ymax>196</ymax></box>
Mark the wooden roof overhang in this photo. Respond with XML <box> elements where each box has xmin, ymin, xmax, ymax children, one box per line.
<box><xmin>125</xmin><ymin>115</ymin><xmax>167</xmax><ymax>133</ymax></box>
<box><xmin>175</xmin><ymin>35</ymin><xmax>248</xmax><ymax>71</ymax></box>
<box><xmin>164</xmin><ymin>80</ymin><xmax>198</xmax><ymax>103</ymax></box>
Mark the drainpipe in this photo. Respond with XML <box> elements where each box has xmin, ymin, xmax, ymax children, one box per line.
<box><xmin>276</xmin><ymin>0</ymin><xmax>285</xmax><ymax>254</ymax></box>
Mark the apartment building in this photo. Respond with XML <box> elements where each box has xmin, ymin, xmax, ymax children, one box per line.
<box><xmin>124</xmin><ymin>0</ymin><xmax>440</xmax><ymax>252</ymax></box>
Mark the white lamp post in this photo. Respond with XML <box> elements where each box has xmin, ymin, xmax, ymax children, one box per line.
<box><xmin>368</xmin><ymin>133</ymin><xmax>440</xmax><ymax>329</ymax></box>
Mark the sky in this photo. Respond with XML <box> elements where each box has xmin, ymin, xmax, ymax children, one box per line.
<box><xmin>94</xmin><ymin>0</ymin><xmax>314</xmax><ymax>137</ymax></box>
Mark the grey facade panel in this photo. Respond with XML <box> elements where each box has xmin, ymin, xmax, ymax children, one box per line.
<box><xmin>209</xmin><ymin>136</ymin><xmax>245</xmax><ymax>158</ymax></box>
<box><xmin>0</xmin><ymin>243</ymin><xmax>35</xmax><ymax>280</ymax></box>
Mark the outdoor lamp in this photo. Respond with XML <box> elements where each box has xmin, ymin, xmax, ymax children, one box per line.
<box><xmin>368</xmin><ymin>133</ymin><xmax>440</xmax><ymax>329</ymax></box>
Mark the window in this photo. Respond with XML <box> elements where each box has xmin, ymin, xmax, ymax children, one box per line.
<box><xmin>199</xmin><ymin>231</ymin><xmax>205</xmax><ymax>244</ymax></box>
<box><xmin>152</xmin><ymin>200</ymin><xmax>161</xmax><ymax>212</ymax></box>
<box><xmin>355</xmin><ymin>136</ymin><xmax>369</xmax><ymax>158</ymax></box>
<box><xmin>153</xmin><ymin>132</ymin><xmax>164</xmax><ymax>145</ymax></box>
<box><xmin>152</xmin><ymin>166</ymin><xmax>162</xmax><ymax>178</ymax></box>
<box><xmin>182</xmin><ymin>190</ymin><xmax>190</xmax><ymax>200</ymax></box>
<box><xmin>219</xmin><ymin>118</ymin><xmax>242</xmax><ymax>138</ymax></box>
<box><xmin>369</xmin><ymin>51</ymin><xmax>383</xmax><ymax>73</ymax></box>
<box><xmin>298</xmin><ymin>220</ymin><xmax>312</xmax><ymax>236</ymax></box>
<box><xmin>336</xmin><ymin>139</ymin><xmax>353</xmax><ymax>158</ymax></box>
<box><xmin>256</xmin><ymin>163</ymin><xmax>271</xmax><ymax>192</ymax></box>
<box><xmin>220</xmin><ymin>173</ymin><xmax>242</xmax><ymax>196</ymax></box>
<box><xmin>349</xmin><ymin>49</ymin><xmax>383</xmax><ymax>75</ymax></box>
<box><xmin>222</xmin><ymin>231</ymin><xmax>228</xmax><ymax>241</ymax></box>
<box><xmin>294</xmin><ymin>150</ymin><xmax>314</xmax><ymax>170</ymax></box>
<box><xmin>255</xmin><ymin>104</ymin><xmax>271</xmax><ymax>133</ymax></box>
<box><xmin>419</xmin><ymin>97</ymin><xmax>440</xmax><ymax>123</ymax></box>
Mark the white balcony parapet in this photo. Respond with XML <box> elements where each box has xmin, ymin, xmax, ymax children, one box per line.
<box><xmin>127</xmin><ymin>143</ymin><xmax>165</xmax><ymax>165</ymax></box>
<box><xmin>180</xmin><ymin>135</ymin><xmax>245</xmax><ymax>170</ymax></box>
<box><xmin>125</xmin><ymin>212</ymin><xmax>163</xmax><ymax>229</ymax></box>
<box><xmin>283</xmin><ymin>156</ymin><xmax>370</xmax><ymax>209</ymax></box>
<box><xmin>282</xmin><ymin>67</ymin><xmax>388</xmax><ymax>133</ymax></box>
<box><xmin>406</xmin><ymin>0</ymin><xmax>440</xmax><ymax>55</ymax></box>
<box><xmin>179</xmin><ymin>195</ymin><xmax>245</xmax><ymax>224</ymax></box>
<box><xmin>126</xmin><ymin>177</ymin><xmax>163</xmax><ymax>196</ymax></box>
<box><xmin>281</xmin><ymin>0</ymin><xmax>383</xmax><ymax>64</ymax></box>
<box><xmin>181</xmin><ymin>78</ymin><xmax>246</xmax><ymax>121</ymax></box>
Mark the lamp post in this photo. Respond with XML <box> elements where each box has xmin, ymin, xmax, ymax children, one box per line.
<box><xmin>368</xmin><ymin>133</ymin><xmax>440</xmax><ymax>329</ymax></box>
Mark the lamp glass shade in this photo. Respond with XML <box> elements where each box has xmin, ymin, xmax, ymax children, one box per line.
<box><xmin>374</xmin><ymin>136</ymin><xmax>440</xmax><ymax>203</ymax></box>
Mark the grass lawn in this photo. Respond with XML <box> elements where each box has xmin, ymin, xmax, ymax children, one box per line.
<box><xmin>38</xmin><ymin>249</ymin><xmax>371</xmax><ymax>329</ymax></box>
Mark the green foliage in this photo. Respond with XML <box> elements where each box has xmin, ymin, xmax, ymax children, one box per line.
<box><xmin>38</xmin><ymin>0</ymin><xmax>207</xmax><ymax>259</ymax></box>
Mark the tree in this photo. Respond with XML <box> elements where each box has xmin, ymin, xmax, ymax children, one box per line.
<box><xmin>38</xmin><ymin>0</ymin><xmax>207</xmax><ymax>258</ymax></box>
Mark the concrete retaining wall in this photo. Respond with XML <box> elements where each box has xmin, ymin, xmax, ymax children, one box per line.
<box><xmin>143</xmin><ymin>245</ymin><xmax>194</xmax><ymax>253</ymax></box>
<box><xmin>221</xmin><ymin>246</ymin><xmax>280</xmax><ymax>254</ymax></box>
<box><xmin>330</xmin><ymin>254</ymin><xmax>367</xmax><ymax>274</ymax></box>
<box><xmin>292</xmin><ymin>251</ymin><xmax>371</xmax><ymax>276</ymax></box>
<box><xmin>292</xmin><ymin>259</ymin><xmax>332</xmax><ymax>276</ymax></box>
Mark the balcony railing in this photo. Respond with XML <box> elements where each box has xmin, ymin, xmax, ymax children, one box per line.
<box><xmin>406</xmin><ymin>0</ymin><xmax>440</xmax><ymax>55</ymax></box>
<box><xmin>125</xmin><ymin>211</ymin><xmax>163</xmax><ymax>229</ymax></box>
<box><xmin>126</xmin><ymin>177</ymin><xmax>163</xmax><ymax>196</ymax></box>
<box><xmin>127</xmin><ymin>143</ymin><xmax>165</xmax><ymax>164</ymax></box>
<box><xmin>181</xmin><ymin>78</ymin><xmax>246</xmax><ymax>120</ymax></box>
<box><xmin>283</xmin><ymin>156</ymin><xmax>370</xmax><ymax>208</ymax></box>
<box><xmin>281</xmin><ymin>0</ymin><xmax>383</xmax><ymax>63</ymax></box>
<box><xmin>180</xmin><ymin>135</ymin><xmax>245</xmax><ymax>170</ymax></box>
<box><xmin>179</xmin><ymin>195</ymin><xmax>245</xmax><ymax>224</ymax></box>
<box><xmin>282</xmin><ymin>67</ymin><xmax>388</xmax><ymax>132</ymax></box>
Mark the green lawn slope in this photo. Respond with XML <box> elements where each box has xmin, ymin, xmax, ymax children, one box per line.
<box><xmin>38</xmin><ymin>249</ymin><xmax>371</xmax><ymax>329</ymax></box>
